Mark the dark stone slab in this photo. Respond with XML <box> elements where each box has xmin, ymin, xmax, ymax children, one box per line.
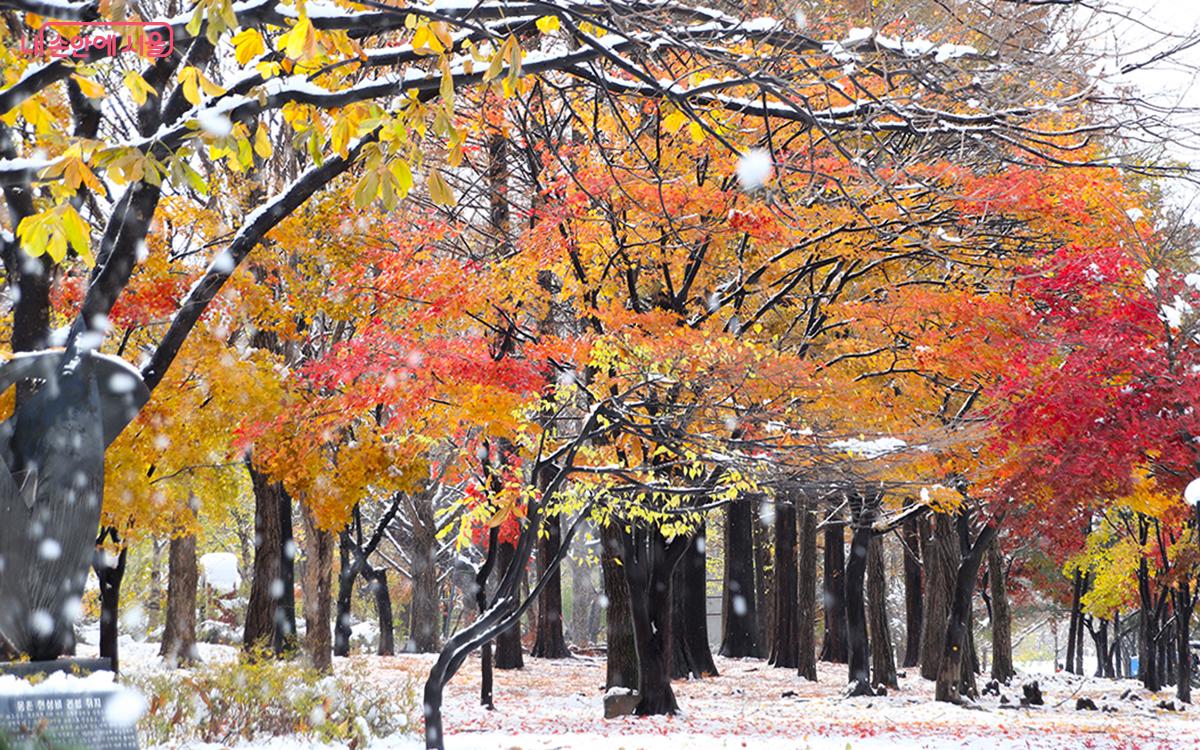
<box><xmin>0</xmin><ymin>666</ymin><xmax>138</xmax><ymax>750</ymax></box>
<box><xmin>0</xmin><ymin>659</ymin><xmax>112</xmax><ymax>679</ymax></box>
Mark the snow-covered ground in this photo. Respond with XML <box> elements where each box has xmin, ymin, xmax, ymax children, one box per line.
<box><xmin>82</xmin><ymin>636</ymin><xmax>1194</xmax><ymax>750</ymax></box>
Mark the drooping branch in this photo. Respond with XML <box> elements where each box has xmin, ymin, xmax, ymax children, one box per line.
<box><xmin>140</xmin><ymin>133</ymin><xmax>375</xmax><ymax>392</ymax></box>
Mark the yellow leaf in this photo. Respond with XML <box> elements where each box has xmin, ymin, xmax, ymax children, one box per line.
<box><xmin>232</xmin><ymin>28</ymin><xmax>265</xmax><ymax>65</ymax></box>
<box><xmin>253</xmin><ymin>124</ymin><xmax>272</xmax><ymax>158</ymax></box>
<box><xmin>123</xmin><ymin>70</ymin><xmax>156</xmax><ymax>106</ymax></box>
<box><xmin>71</xmin><ymin>74</ymin><xmax>104</xmax><ymax>99</ymax></box>
<box><xmin>535</xmin><ymin>15</ymin><xmax>559</xmax><ymax>33</ymax></box>
<box><xmin>389</xmin><ymin>159</ymin><xmax>412</xmax><ymax>197</ymax></box>
<box><xmin>180</xmin><ymin>67</ymin><xmax>202</xmax><ymax>105</ymax></box>
<box><xmin>663</xmin><ymin>111</ymin><xmax>687</xmax><ymax>134</ymax></box>
<box><xmin>284</xmin><ymin>16</ymin><xmax>315</xmax><ymax>60</ymax></box>
<box><xmin>688</xmin><ymin>121</ymin><xmax>705</xmax><ymax>144</ymax></box>
<box><xmin>428</xmin><ymin>169</ymin><xmax>455</xmax><ymax>207</ymax></box>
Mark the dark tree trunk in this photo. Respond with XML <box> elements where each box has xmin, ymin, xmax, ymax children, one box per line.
<box><xmin>1091</xmin><ymin>618</ymin><xmax>1112</xmax><ymax>678</ymax></box>
<box><xmin>1066</xmin><ymin>570</ymin><xmax>1083</xmax><ymax>675</ymax></box>
<box><xmin>796</xmin><ymin>492</ymin><xmax>818</xmax><ymax>681</ymax></box>
<box><xmin>720</xmin><ymin>498</ymin><xmax>759</xmax><ymax>657</ymax></box>
<box><xmin>901</xmin><ymin>505</ymin><xmax>924</xmax><ymax>668</ymax></box>
<box><xmin>602</xmin><ymin>522</ymin><xmax>637</xmax><ymax>690</ymax></box>
<box><xmin>273</xmin><ymin>491</ymin><xmax>297</xmax><ymax>656</ymax></box>
<box><xmin>1137</xmin><ymin>558</ymin><xmax>1160</xmax><ymax>691</ymax></box>
<box><xmin>160</xmin><ymin>532</ymin><xmax>198</xmax><ymax>667</ymax></box>
<box><xmin>820</xmin><ymin>516</ymin><xmax>847</xmax><ymax>663</ymax></box>
<box><xmin>672</xmin><ymin>525</ymin><xmax>717</xmax><ymax>678</ymax></box>
<box><xmin>920</xmin><ymin>513</ymin><xmax>958</xmax><ymax>681</ymax></box>
<box><xmin>244</xmin><ymin>462</ymin><xmax>283</xmax><ymax>655</ymax></box>
<box><xmin>494</xmin><ymin>541</ymin><xmax>524</xmax><ymax>669</ymax></box>
<box><xmin>409</xmin><ymin>493</ymin><xmax>441</xmax><ymax>652</ymax></box>
<box><xmin>95</xmin><ymin>532</ymin><xmax>126</xmax><ymax>674</ymax></box>
<box><xmin>1175</xmin><ymin>583</ymin><xmax>1194</xmax><ymax>703</ymax></box>
<box><xmin>752</xmin><ymin>498</ymin><xmax>772</xmax><ymax>654</ymax></box>
<box><xmin>988</xmin><ymin>538</ymin><xmax>1014</xmax><ymax>682</ymax></box>
<box><xmin>844</xmin><ymin>493</ymin><xmax>874</xmax><ymax>696</ymax></box>
<box><xmin>476</xmin><ymin>526</ymin><xmax>500</xmax><ymax>708</ymax></box>
<box><xmin>301</xmin><ymin>503</ymin><xmax>334</xmax><ymax>672</ymax></box>
<box><xmin>935</xmin><ymin>515</ymin><xmax>997</xmax><ymax>704</ymax></box>
<box><xmin>868</xmin><ymin>533</ymin><xmax>897</xmax><ymax>689</ymax></box>
<box><xmin>367</xmin><ymin>566</ymin><xmax>395</xmax><ymax>656</ymax></box>
<box><xmin>532</xmin><ymin>513</ymin><xmax>570</xmax><ymax>658</ymax></box>
<box><xmin>621</xmin><ymin>525</ymin><xmax>688</xmax><ymax>715</ymax></box>
<box><xmin>334</xmin><ymin>530</ymin><xmax>361</xmax><ymax>658</ymax></box>
<box><xmin>769</xmin><ymin>494</ymin><xmax>799</xmax><ymax>668</ymax></box>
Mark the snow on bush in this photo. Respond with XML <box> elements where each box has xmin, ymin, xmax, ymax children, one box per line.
<box><xmin>199</xmin><ymin>552</ymin><xmax>242</xmax><ymax>594</ymax></box>
<box><xmin>130</xmin><ymin>657</ymin><xmax>417</xmax><ymax>745</ymax></box>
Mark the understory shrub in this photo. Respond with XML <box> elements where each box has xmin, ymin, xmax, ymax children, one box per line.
<box><xmin>130</xmin><ymin>657</ymin><xmax>417</xmax><ymax>745</ymax></box>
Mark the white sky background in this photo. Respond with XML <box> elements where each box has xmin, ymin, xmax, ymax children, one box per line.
<box><xmin>1094</xmin><ymin>1</ymin><xmax>1200</xmax><ymax>200</ymax></box>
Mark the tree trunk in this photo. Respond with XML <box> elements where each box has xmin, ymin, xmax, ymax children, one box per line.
<box><xmin>720</xmin><ymin>498</ymin><xmax>759</xmax><ymax>657</ymax></box>
<box><xmin>493</xmin><ymin>541</ymin><xmax>524</xmax><ymax>669</ymax></box>
<box><xmin>244</xmin><ymin>462</ymin><xmax>283</xmax><ymax>655</ymax></box>
<box><xmin>820</xmin><ymin>516</ymin><xmax>848</xmax><ymax>663</ymax></box>
<box><xmin>274</xmin><ymin>491</ymin><xmax>297</xmax><ymax>656</ymax></box>
<box><xmin>621</xmin><ymin>526</ymin><xmax>687</xmax><ymax>715</ymax></box>
<box><xmin>753</xmin><ymin>498</ymin><xmax>772</xmax><ymax>654</ymax></box>
<box><xmin>160</xmin><ymin>533</ymin><xmax>198</xmax><ymax>666</ymax></box>
<box><xmin>920</xmin><ymin>513</ymin><xmax>958</xmax><ymax>680</ymax></box>
<box><xmin>95</xmin><ymin>535</ymin><xmax>126</xmax><ymax>674</ymax></box>
<box><xmin>901</xmin><ymin>506</ymin><xmax>924</xmax><ymax>668</ymax></box>
<box><xmin>796</xmin><ymin>492</ymin><xmax>818</xmax><ymax>681</ymax></box>
<box><xmin>769</xmin><ymin>494</ymin><xmax>799</xmax><ymax>668</ymax></box>
<box><xmin>844</xmin><ymin>494</ymin><xmax>874</xmax><ymax>696</ymax></box>
<box><xmin>672</xmin><ymin>525</ymin><xmax>717</xmax><ymax>678</ymax></box>
<box><xmin>1066</xmin><ymin>570</ymin><xmax>1083</xmax><ymax>674</ymax></box>
<box><xmin>868</xmin><ymin>533</ymin><xmax>897</xmax><ymax>689</ymax></box>
<box><xmin>988</xmin><ymin>538</ymin><xmax>1014</xmax><ymax>682</ymax></box>
<box><xmin>301</xmin><ymin>502</ymin><xmax>334</xmax><ymax>672</ymax></box>
<box><xmin>408</xmin><ymin>492</ymin><xmax>441</xmax><ymax>652</ymax></box>
<box><xmin>1137</xmin><ymin>558</ymin><xmax>1160</xmax><ymax>691</ymax></box>
<box><xmin>532</xmin><ymin>513</ymin><xmax>570</xmax><ymax>658</ymax></box>
<box><xmin>602</xmin><ymin>522</ymin><xmax>637</xmax><ymax>690</ymax></box>
<box><xmin>935</xmin><ymin>516</ymin><xmax>996</xmax><ymax>704</ymax></box>
<box><xmin>334</xmin><ymin>531</ymin><xmax>362</xmax><ymax>658</ymax></box>
<box><xmin>368</xmin><ymin>566</ymin><xmax>395</xmax><ymax>656</ymax></box>
<box><xmin>1176</xmin><ymin>583</ymin><xmax>1194</xmax><ymax>703</ymax></box>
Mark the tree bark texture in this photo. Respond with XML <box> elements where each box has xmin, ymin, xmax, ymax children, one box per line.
<box><xmin>720</xmin><ymin>498</ymin><xmax>759</xmax><ymax>657</ymax></box>
<box><xmin>769</xmin><ymin>494</ymin><xmax>799</xmax><ymax>669</ymax></box>
<box><xmin>672</xmin><ymin>525</ymin><xmax>717</xmax><ymax>678</ymax></box>
<box><xmin>988</xmin><ymin>538</ymin><xmax>1015</xmax><ymax>682</ymax></box>
<box><xmin>901</xmin><ymin>506</ymin><xmax>924</xmax><ymax>668</ymax></box>
<box><xmin>244</xmin><ymin>463</ymin><xmax>283</xmax><ymax>655</ymax></box>
<box><xmin>797</xmin><ymin>492</ymin><xmax>819</xmax><ymax>681</ymax></box>
<box><xmin>821</xmin><ymin>516</ymin><xmax>848</xmax><ymax>664</ymax></box>
<box><xmin>602</xmin><ymin>522</ymin><xmax>637</xmax><ymax>690</ymax></box>
<box><xmin>301</xmin><ymin>502</ymin><xmax>334</xmax><ymax>672</ymax></box>
<box><xmin>532</xmin><ymin>513</ymin><xmax>570</xmax><ymax>658</ymax></box>
<box><xmin>920</xmin><ymin>513</ymin><xmax>958</xmax><ymax>681</ymax></box>
<box><xmin>868</xmin><ymin>533</ymin><xmax>897</xmax><ymax>689</ymax></box>
<box><xmin>494</xmin><ymin>541</ymin><xmax>524</xmax><ymax>669</ymax></box>
<box><xmin>160</xmin><ymin>532</ymin><xmax>198</xmax><ymax>666</ymax></box>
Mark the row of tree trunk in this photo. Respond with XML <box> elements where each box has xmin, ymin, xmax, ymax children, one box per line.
<box><xmin>588</xmin><ymin>490</ymin><xmax>1021</xmax><ymax>711</ymax></box>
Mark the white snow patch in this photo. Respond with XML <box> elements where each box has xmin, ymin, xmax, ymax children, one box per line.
<box><xmin>200</xmin><ymin>552</ymin><xmax>241</xmax><ymax>594</ymax></box>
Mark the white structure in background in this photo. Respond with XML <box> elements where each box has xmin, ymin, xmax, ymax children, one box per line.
<box><xmin>199</xmin><ymin>552</ymin><xmax>241</xmax><ymax>595</ymax></box>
